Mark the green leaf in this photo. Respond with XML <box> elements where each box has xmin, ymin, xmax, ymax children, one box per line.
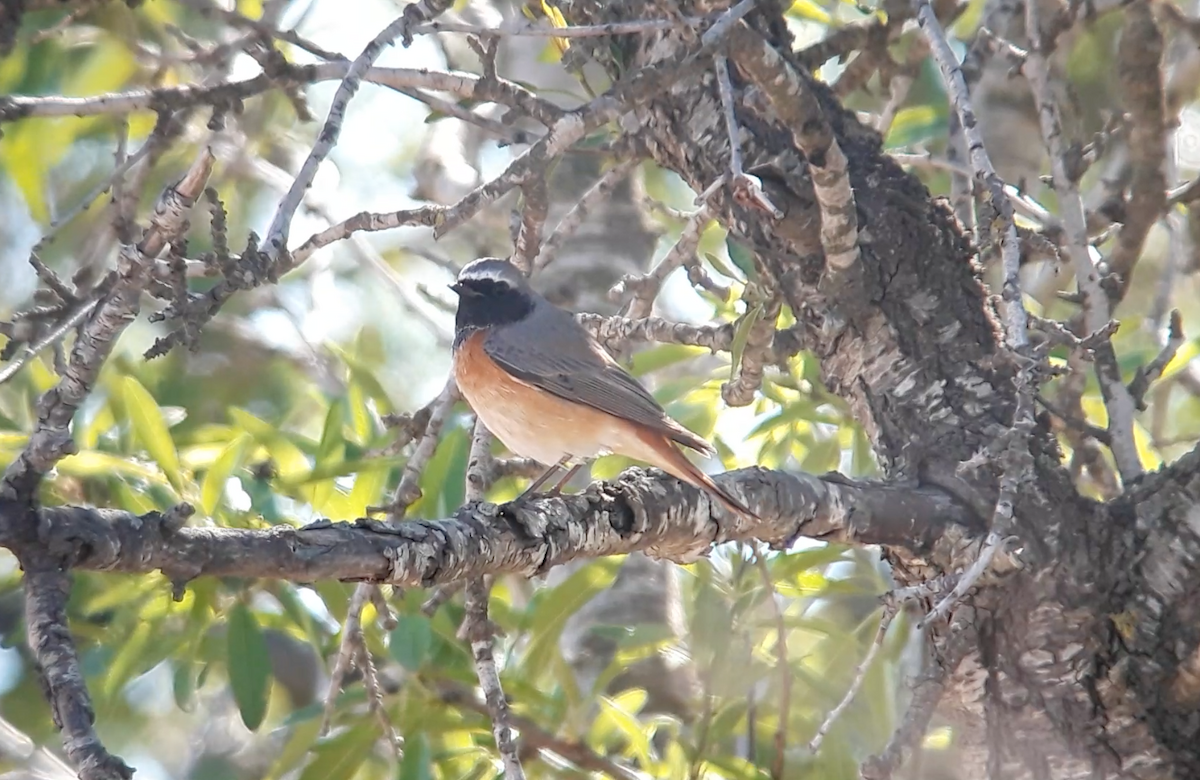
<box><xmin>201</xmin><ymin>433</ymin><xmax>250</xmax><ymax>517</ymax></box>
<box><xmin>704</xmin><ymin>251</ymin><xmax>742</xmax><ymax>282</ymax></box>
<box><xmin>628</xmin><ymin>344</ymin><xmax>707</xmax><ymax>377</ymax></box>
<box><xmin>729</xmin><ymin>304</ymin><xmax>765</xmax><ymax>383</ymax></box>
<box><xmin>725</xmin><ymin>236</ymin><xmax>759</xmax><ymax>280</ymax></box>
<box><xmin>228</xmin><ymin>407</ymin><xmax>312</xmax><ymax>482</ymax></box>
<box><xmin>227</xmin><ymin>602</ymin><xmax>272</xmax><ymax>731</ymax></box>
<box><xmin>788</xmin><ymin>0</ymin><xmax>832</xmax><ymax>23</ymax></box>
<box><xmin>121</xmin><ymin>375</ymin><xmax>183</xmax><ymax>492</ymax></box>
<box><xmin>173</xmin><ymin>660</ymin><xmax>199</xmax><ymax>712</ymax></box>
<box><xmin>296</xmin><ymin>719</ymin><xmax>377</xmax><ymax>780</ymax></box>
<box><xmin>389</xmin><ymin>614</ymin><xmax>433</xmax><ymax>671</ymax></box>
<box><xmin>522</xmin><ymin>559</ymin><xmax>618</xmax><ymax>675</ymax></box>
<box><xmin>886</xmin><ymin>105</ymin><xmax>946</xmax><ymax>150</ymax></box>
<box><xmin>397</xmin><ymin>733</ymin><xmax>433</xmax><ymax>780</ymax></box>
<box><xmin>265</xmin><ymin>716</ymin><xmax>324</xmax><ymax>780</ymax></box>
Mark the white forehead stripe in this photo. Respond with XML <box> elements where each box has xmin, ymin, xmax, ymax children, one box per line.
<box><xmin>457</xmin><ymin>260</ymin><xmax>523</xmax><ymax>286</ymax></box>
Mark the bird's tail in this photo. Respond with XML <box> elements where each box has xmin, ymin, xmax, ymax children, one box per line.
<box><xmin>639</xmin><ymin>430</ymin><xmax>759</xmax><ymax>520</ymax></box>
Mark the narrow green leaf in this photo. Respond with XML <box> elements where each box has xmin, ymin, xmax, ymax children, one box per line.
<box><xmin>296</xmin><ymin>720</ymin><xmax>377</xmax><ymax>780</ymax></box>
<box><xmin>628</xmin><ymin>344</ymin><xmax>707</xmax><ymax>377</ymax></box>
<box><xmin>389</xmin><ymin>614</ymin><xmax>433</xmax><ymax>671</ymax></box>
<box><xmin>265</xmin><ymin>716</ymin><xmax>324</xmax><ymax>780</ymax></box>
<box><xmin>121</xmin><ymin>375</ymin><xmax>183</xmax><ymax>491</ymax></box>
<box><xmin>725</xmin><ymin>236</ymin><xmax>759</xmax><ymax>280</ymax></box>
<box><xmin>228</xmin><ymin>407</ymin><xmax>312</xmax><ymax>481</ymax></box>
<box><xmin>173</xmin><ymin>660</ymin><xmax>198</xmax><ymax>712</ymax></box>
<box><xmin>729</xmin><ymin>304</ymin><xmax>765</xmax><ymax>383</ymax></box>
<box><xmin>397</xmin><ymin>733</ymin><xmax>432</xmax><ymax>780</ymax></box>
<box><xmin>200</xmin><ymin>433</ymin><xmax>250</xmax><ymax>516</ymax></box>
<box><xmin>704</xmin><ymin>251</ymin><xmax>742</xmax><ymax>282</ymax></box>
<box><xmin>101</xmin><ymin>620</ymin><xmax>155</xmax><ymax>698</ymax></box>
<box><xmin>227</xmin><ymin>602</ymin><xmax>272</xmax><ymax>731</ymax></box>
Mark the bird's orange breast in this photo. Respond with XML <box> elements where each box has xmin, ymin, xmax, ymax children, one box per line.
<box><xmin>453</xmin><ymin>330</ymin><xmax>661</xmax><ymax>466</ymax></box>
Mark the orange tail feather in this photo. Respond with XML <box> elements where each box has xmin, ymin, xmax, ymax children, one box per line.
<box><xmin>640</xmin><ymin>431</ymin><xmax>759</xmax><ymax>519</ymax></box>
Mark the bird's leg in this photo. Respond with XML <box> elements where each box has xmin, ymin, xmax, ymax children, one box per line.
<box><xmin>519</xmin><ymin>455</ymin><xmax>572</xmax><ymax>498</ymax></box>
<box><xmin>545</xmin><ymin>460</ymin><xmax>586</xmax><ymax>496</ymax></box>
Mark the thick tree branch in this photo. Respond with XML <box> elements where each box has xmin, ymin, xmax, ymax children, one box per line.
<box><xmin>726</xmin><ymin>26</ymin><xmax>861</xmax><ymax>273</ymax></box>
<box><xmin>5</xmin><ymin>468</ymin><xmax>982</xmax><ymax>587</ymax></box>
<box><xmin>24</xmin><ymin>569</ymin><xmax>132</xmax><ymax>780</ymax></box>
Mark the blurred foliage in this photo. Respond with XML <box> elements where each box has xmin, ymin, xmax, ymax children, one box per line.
<box><xmin>0</xmin><ymin>0</ymin><xmax>1196</xmax><ymax>778</ymax></box>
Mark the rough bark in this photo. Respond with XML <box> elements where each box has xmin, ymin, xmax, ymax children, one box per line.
<box><xmin>548</xmin><ymin>0</ymin><xmax>1200</xmax><ymax>776</ymax></box>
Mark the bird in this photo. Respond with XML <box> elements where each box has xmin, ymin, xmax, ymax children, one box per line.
<box><xmin>448</xmin><ymin>257</ymin><xmax>756</xmax><ymax>518</ymax></box>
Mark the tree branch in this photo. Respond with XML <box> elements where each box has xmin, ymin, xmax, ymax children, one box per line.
<box><xmin>7</xmin><ymin>468</ymin><xmax>983</xmax><ymax>588</ymax></box>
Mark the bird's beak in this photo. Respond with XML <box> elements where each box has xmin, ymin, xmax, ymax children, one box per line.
<box><xmin>448</xmin><ymin>282</ymin><xmax>462</xmax><ymax>296</ymax></box>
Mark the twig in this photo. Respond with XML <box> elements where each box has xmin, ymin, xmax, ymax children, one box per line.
<box><xmin>3</xmin><ymin>147</ymin><xmax>216</xmax><ymax>499</ymax></box>
<box><xmin>534</xmin><ymin>159</ymin><xmax>639</xmax><ymax>271</ymax></box>
<box><xmin>430</xmin><ymin>0</ymin><xmax>760</xmax><ymax>241</ymax></box>
<box><xmin>320</xmin><ymin>582</ymin><xmax>373</xmax><ymax>734</ymax></box>
<box><xmin>916</xmin><ymin>0</ymin><xmax>1029</xmax><ymax>351</ymax></box>
<box><xmin>436</xmin><ymin>681</ymin><xmax>639</xmax><ymax>780</ymax></box>
<box><xmin>1107</xmin><ymin>0</ymin><xmax>1167</xmax><ymax>305</ymax></box>
<box><xmin>612</xmin><ymin>204</ymin><xmax>714</xmax><ymax>319</ymax></box>
<box><xmin>461</xmin><ymin>419</ymin><xmax>526</xmax><ymax>779</ymax></box>
<box><xmin>860</xmin><ymin>612</ymin><xmax>974</xmax><ymax>780</ymax></box>
<box><xmin>809</xmin><ymin>603</ymin><xmax>897</xmax><ymax>753</ymax></box>
<box><xmin>714</xmin><ymin>54</ymin><xmax>781</xmax><ymax>218</ymax></box>
<box><xmin>262</xmin><ymin>0</ymin><xmax>455</xmax><ymax>264</ymax></box>
<box><xmin>511</xmin><ymin>179</ymin><xmax>549</xmax><ymax>275</ymax></box>
<box><xmin>0</xmin><ymin>63</ymin><xmax>560</xmax><ymax>127</ymax></box>
<box><xmin>1129</xmin><ymin>309</ymin><xmax>1184</xmax><ymax>409</ymax></box>
<box><xmin>414</xmin><ymin>16</ymin><xmax>707</xmax><ymax>39</ymax></box>
<box><xmin>575</xmin><ymin>312</ymin><xmax>804</xmax><ymax>363</ymax></box>
<box><xmin>723</xmin><ymin>295</ymin><xmax>781</xmax><ymax>407</ymax></box>
<box><xmin>1023</xmin><ymin>0</ymin><xmax>1143</xmax><ymax>484</ymax></box>
<box><xmin>917</xmin><ymin>2</ymin><xmax>1039</xmax><ymax>624</ymax></box>
<box><xmin>385</xmin><ymin>380</ymin><xmax>459</xmax><ymax>515</ymax></box>
<box><xmin>25</xmin><ymin>570</ymin><xmax>133</xmax><ymax>780</ymax></box>
<box><xmin>877</xmin><ymin>38</ymin><xmax>931</xmax><ymax>135</ymax></box>
<box><xmin>1035</xmin><ymin>393</ymin><xmax>1113</xmax><ymax>445</ymax></box>
<box><xmin>921</xmin><ymin>389</ymin><xmax>1032</xmax><ymax>629</ymax></box>
<box><xmin>727</xmin><ymin>27</ymin><xmax>860</xmax><ymax>272</ymax></box>
<box><xmin>354</xmin><ymin>626</ymin><xmax>401</xmax><ymax>753</ymax></box>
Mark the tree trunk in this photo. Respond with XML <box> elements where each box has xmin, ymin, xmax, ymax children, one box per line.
<box><xmin>551</xmin><ymin>0</ymin><xmax>1200</xmax><ymax>776</ymax></box>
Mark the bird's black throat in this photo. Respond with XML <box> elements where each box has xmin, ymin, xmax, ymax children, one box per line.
<box><xmin>453</xmin><ymin>279</ymin><xmax>534</xmax><ymax>348</ymax></box>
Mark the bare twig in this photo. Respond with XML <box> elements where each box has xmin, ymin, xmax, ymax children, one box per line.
<box><xmin>612</xmin><ymin>204</ymin><xmax>714</xmax><ymax>319</ymax></box>
<box><xmin>715</xmin><ymin>54</ymin><xmax>782</xmax><ymax>218</ymax></box>
<box><xmin>860</xmin><ymin>613</ymin><xmax>974</xmax><ymax>780</ymax></box>
<box><xmin>320</xmin><ymin>583</ymin><xmax>373</xmax><ymax>734</ymax></box>
<box><xmin>809</xmin><ymin>603</ymin><xmax>897</xmax><ymax>753</ymax></box>
<box><xmin>461</xmin><ymin>419</ymin><xmax>526</xmax><ymax>779</ymax></box>
<box><xmin>1129</xmin><ymin>309</ymin><xmax>1184</xmax><ymax>409</ymax></box>
<box><xmin>436</xmin><ymin>681</ymin><xmax>639</xmax><ymax>780</ymax></box>
<box><xmin>1107</xmin><ymin>0</ymin><xmax>1167</xmax><ymax>305</ymax></box>
<box><xmin>385</xmin><ymin>380</ymin><xmax>459</xmax><ymax>514</ymax></box>
<box><xmin>534</xmin><ymin>160</ymin><xmax>639</xmax><ymax>271</ymax></box>
<box><xmin>916</xmin><ymin>0</ymin><xmax>1029</xmax><ymax>352</ymax></box>
<box><xmin>414</xmin><ymin>16</ymin><xmax>707</xmax><ymax>39</ymax></box>
<box><xmin>511</xmin><ymin>180</ymin><xmax>550</xmax><ymax>275</ymax></box>
<box><xmin>575</xmin><ymin>312</ymin><xmax>803</xmax><ymax>363</ymax></box>
<box><xmin>262</xmin><ymin>0</ymin><xmax>456</xmax><ymax>263</ymax></box>
<box><xmin>1024</xmin><ymin>0</ymin><xmax>1143</xmax><ymax>484</ymax></box>
<box><xmin>3</xmin><ymin>147</ymin><xmax>216</xmax><ymax>499</ymax></box>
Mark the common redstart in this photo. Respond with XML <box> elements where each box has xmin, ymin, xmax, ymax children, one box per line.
<box><xmin>448</xmin><ymin>257</ymin><xmax>756</xmax><ymax>518</ymax></box>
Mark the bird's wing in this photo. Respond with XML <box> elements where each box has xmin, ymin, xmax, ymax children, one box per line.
<box><xmin>482</xmin><ymin>306</ymin><xmax>713</xmax><ymax>454</ymax></box>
